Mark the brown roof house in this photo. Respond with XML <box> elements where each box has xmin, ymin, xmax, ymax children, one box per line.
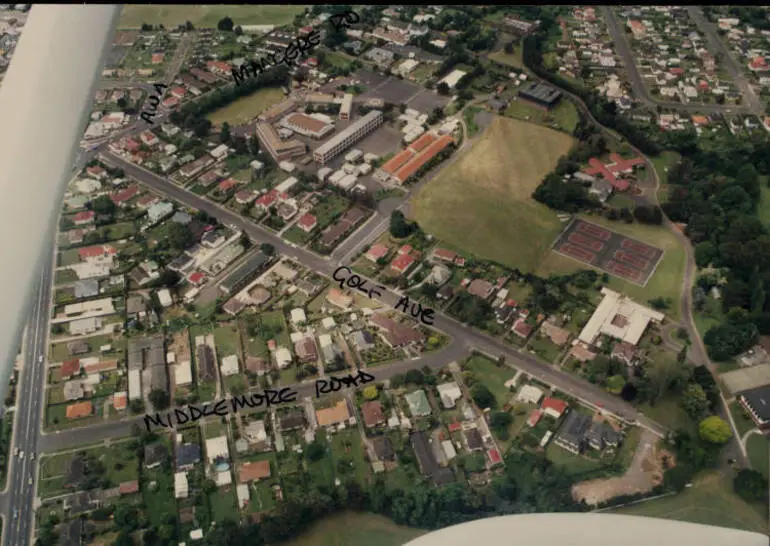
<box><xmin>316</xmin><ymin>399</ymin><xmax>351</xmax><ymax>428</ymax></box>
<box><xmin>467</xmin><ymin>279</ymin><xmax>494</xmax><ymax>299</ymax></box>
<box><xmin>540</xmin><ymin>321</ymin><xmax>571</xmax><ymax>347</ymax></box>
<box><xmin>238</xmin><ymin>460</ymin><xmax>271</xmax><ymax>483</ymax></box>
<box><xmin>361</xmin><ymin>401</ymin><xmax>385</xmax><ymax>428</ymax></box>
<box><xmin>369</xmin><ymin>313</ymin><xmax>425</xmax><ymax>348</ymax></box>
<box><xmin>611</xmin><ymin>341</ymin><xmax>641</xmax><ymax>366</ymax></box>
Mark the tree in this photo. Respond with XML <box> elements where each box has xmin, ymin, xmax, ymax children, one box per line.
<box><xmin>680</xmin><ymin>383</ymin><xmax>708</xmax><ymax>420</ymax></box>
<box><xmin>260</xmin><ymin>243</ymin><xmax>275</xmax><ymax>256</ymax></box>
<box><xmin>389</xmin><ymin>210</ymin><xmax>417</xmax><ymax>238</ymax></box>
<box><xmin>504</xmin><ymin>41</ymin><xmax>514</xmax><ymax>54</ymax></box>
<box><xmin>91</xmin><ymin>194</ymin><xmax>116</xmax><ymax>216</ymax></box>
<box><xmin>234</xmin><ymin>25</ymin><xmax>243</xmax><ymax>36</ymax></box>
<box><xmin>220</xmin><ymin>121</ymin><xmax>232</xmax><ymax>144</ymax></box>
<box><xmin>606</xmin><ymin>374</ymin><xmax>625</xmax><ymax>394</ymax></box>
<box><xmin>148</xmin><ymin>389</ymin><xmax>170</xmax><ymax>411</ymax></box>
<box><xmin>166</xmin><ymin>222</ymin><xmax>193</xmax><ymax>251</ymax></box>
<box><xmin>489</xmin><ymin>411</ymin><xmax>512</xmax><ymax>436</ymax></box>
<box><xmin>470</xmin><ymin>383</ymin><xmax>495</xmax><ymax>409</ymax></box>
<box><xmin>698</xmin><ymin>415</ymin><xmax>732</xmax><ymax>444</ymax></box>
<box><xmin>116</xmin><ymin>97</ymin><xmax>128</xmax><ymax>110</ymax></box>
<box><xmin>305</xmin><ymin>441</ymin><xmax>325</xmax><ymax>462</ymax></box>
<box><xmin>734</xmin><ymin>469</ymin><xmax>768</xmax><ymax>503</ymax></box>
<box><xmin>363</xmin><ymin>386</ymin><xmax>379</xmax><ymax>400</ymax></box>
<box><xmin>437</xmin><ymin>82</ymin><xmax>450</xmax><ymax>95</ymax></box>
<box><xmin>217</xmin><ymin>16</ymin><xmax>234</xmax><ymax>32</ymax></box>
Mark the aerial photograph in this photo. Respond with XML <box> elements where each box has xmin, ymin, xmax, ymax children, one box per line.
<box><xmin>0</xmin><ymin>3</ymin><xmax>770</xmax><ymax>546</ymax></box>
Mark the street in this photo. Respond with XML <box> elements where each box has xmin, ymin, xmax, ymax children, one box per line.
<box><xmin>1</xmin><ymin>257</ymin><xmax>55</xmax><ymax>546</ymax></box>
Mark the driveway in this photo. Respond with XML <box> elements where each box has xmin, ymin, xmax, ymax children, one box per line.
<box><xmin>572</xmin><ymin>428</ymin><xmax>662</xmax><ymax>505</ymax></box>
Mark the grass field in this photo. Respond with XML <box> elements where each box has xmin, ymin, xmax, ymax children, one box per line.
<box><xmin>612</xmin><ymin>472</ymin><xmax>768</xmax><ymax>534</ymax></box>
<box><xmin>489</xmin><ymin>48</ymin><xmax>524</xmax><ymax>68</ymax></box>
<box><xmin>464</xmin><ymin>354</ymin><xmax>516</xmax><ymax>408</ymax></box>
<box><xmin>206</xmin><ymin>87</ymin><xmax>285</xmax><ymax>126</ymax></box>
<box><xmin>119</xmin><ymin>5</ymin><xmax>306</xmax><ymax>29</ymax></box>
<box><xmin>536</xmin><ymin>214</ymin><xmax>687</xmax><ymax>322</ymax></box>
<box><xmin>759</xmin><ymin>182</ymin><xmax>770</xmax><ymax>227</ymax></box>
<box><xmin>651</xmin><ymin>151</ymin><xmax>681</xmax><ymax>206</ymax></box>
<box><xmin>504</xmin><ymin>99</ymin><xmax>579</xmax><ymax>135</ymax></box>
<box><xmin>281</xmin><ymin>511</ymin><xmax>425</xmax><ymax>546</ymax></box>
<box><xmin>412</xmin><ymin>116</ymin><xmax>574</xmax><ymax>273</ymax></box>
<box><xmin>746</xmin><ymin>434</ymin><xmax>770</xmax><ymax>479</ymax></box>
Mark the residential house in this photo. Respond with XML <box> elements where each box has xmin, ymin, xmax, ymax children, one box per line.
<box><xmin>361</xmin><ymin>400</ymin><xmax>385</xmax><ymax>427</ymax></box>
<box><xmin>405</xmin><ymin>389</ymin><xmax>431</xmax><ymax>417</ymax></box>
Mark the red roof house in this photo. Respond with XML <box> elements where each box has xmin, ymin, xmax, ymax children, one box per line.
<box><xmin>390</xmin><ymin>252</ymin><xmax>416</xmax><ymax>275</ymax></box>
<box><xmin>541</xmin><ymin>397</ymin><xmax>568</xmax><ymax>419</ymax></box>
<box><xmin>110</xmin><ymin>185</ymin><xmax>139</xmax><ymax>205</ymax></box>
<box><xmin>366</xmin><ymin>244</ymin><xmax>389</xmax><ymax>262</ymax></box>
<box><xmin>297</xmin><ymin>213</ymin><xmax>317</xmax><ymax>233</ymax></box>
<box><xmin>527</xmin><ymin>409</ymin><xmax>542</xmax><ymax>427</ymax></box>
<box><xmin>73</xmin><ymin>211</ymin><xmax>95</xmax><ymax>225</ymax></box>
<box><xmin>59</xmin><ymin>359</ymin><xmax>81</xmax><ymax>380</ymax></box>
<box><xmin>188</xmin><ymin>271</ymin><xmax>206</xmax><ymax>285</ymax></box>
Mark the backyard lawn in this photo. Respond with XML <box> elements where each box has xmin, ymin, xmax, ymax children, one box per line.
<box><xmin>206</xmin><ymin>87</ymin><xmax>285</xmax><ymax>126</ymax></box>
<box><xmin>464</xmin><ymin>354</ymin><xmax>516</xmax><ymax>408</ymax></box>
<box><xmin>412</xmin><ymin>117</ymin><xmax>573</xmax><ymax>273</ymax></box>
<box><xmin>282</xmin><ymin>511</ymin><xmax>425</xmax><ymax>546</ymax></box>
<box><xmin>746</xmin><ymin>434</ymin><xmax>769</xmax><ymax>479</ymax></box>
<box><xmin>119</xmin><ymin>5</ymin><xmax>306</xmax><ymax>28</ymax></box>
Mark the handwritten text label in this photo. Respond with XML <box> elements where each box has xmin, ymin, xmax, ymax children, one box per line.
<box><xmin>139</xmin><ymin>83</ymin><xmax>168</xmax><ymax>124</ymax></box>
<box><xmin>315</xmin><ymin>369</ymin><xmax>376</xmax><ymax>398</ymax></box>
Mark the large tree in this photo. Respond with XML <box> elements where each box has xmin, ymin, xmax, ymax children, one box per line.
<box><xmin>698</xmin><ymin>415</ymin><xmax>732</xmax><ymax>444</ymax></box>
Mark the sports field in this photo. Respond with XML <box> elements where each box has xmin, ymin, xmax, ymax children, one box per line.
<box><xmin>206</xmin><ymin>87</ymin><xmax>285</xmax><ymax>126</ymax></box>
<box><xmin>537</xmin><ymin>214</ymin><xmax>686</xmax><ymax>321</ymax></box>
<box><xmin>119</xmin><ymin>5</ymin><xmax>306</xmax><ymax>29</ymax></box>
<box><xmin>612</xmin><ymin>472</ymin><xmax>768</xmax><ymax>534</ymax></box>
<box><xmin>282</xmin><ymin>511</ymin><xmax>425</xmax><ymax>546</ymax></box>
<box><xmin>412</xmin><ymin>116</ymin><xmax>575</xmax><ymax>273</ymax></box>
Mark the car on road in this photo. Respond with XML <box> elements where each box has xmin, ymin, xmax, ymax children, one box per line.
<box><xmin>30</xmin><ymin>452</ymin><xmax>35</xmax><ymax>460</ymax></box>
<box><xmin>38</xmin><ymin>355</ymin><xmax>43</xmax><ymax>363</ymax></box>
<box><xmin>19</xmin><ymin>450</ymin><xmax>24</xmax><ymax>459</ymax></box>
<box><xmin>14</xmin><ymin>447</ymin><xmax>19</xmax><ymax>456</ymax></box>
<box><xmin>28</xmin><ymin>478</ymin><xmax>32</xmax><ymax>485</ymax></box>
<box><xmin>13</xmin><ymin>509</ymin><xmax>18</xmax><ymax>519</ymax></box>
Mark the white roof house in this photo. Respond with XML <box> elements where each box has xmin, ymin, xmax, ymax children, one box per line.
<box><xmin>128</xmin><ymin>368</ymin><xmax>142</xmax><ymax>400</ymax></box>
<box><xmin>290</xmin><ymin>308</ymin><xmax>307</xmax><ymax>326</ymax></box>
<box><xmin>275</xmin><ymin>347</ymin><xmax>292</xmax><ymax>369</ymax></box>
<box><xmin>321</xmin><ymin>316</ymin><xmax>336</xmax><ymax>330</ymax></box>
<box><xmin>205</xmin><ymin>436</ymin><xmax>230</xmax><ymax>465</ymax></box>
<box><xmin>157</xmin><ymin>288</ymin><xmax>173</xmax><ymax>308</ymax></box>
<box><xmin>440</xmin><ymin>69</ymin><xmax>467</xmax><ymax>89</ymax></box>
<box><xmin>236</xmin><ymin>483</ymin><xmax>250</xmax><ymax>508</ymax></box>
<box><xmin>441</xmin><ymin>440</ymin><xmax>457</xmax><ymax>460</ymax></box>
<box><xmin>317</xmin><ymin>166</ymin><xmax>333</xmax><ymax>181</ymax></box>
<box><xmin>436</xmin><ymin>382</ymin><xmax>463</xmax><ymax>409</ymax></box>
<box><xmin>244</xmin><ymin>420</ymin><xmax>268</xmax><ymax>443</ymax></box>
<box><xmin>275</xmin><ymin>176</ymin><xmax>298</xmax><ymax>193</ymax></box>
<box><xmin>578</xmin><ymin>287</ymin><xmax>665</xmax><ymax>346</ymax></box>
<box><xmin>220</xmin><ymin>354</ymin><xmax>239</xmax><ymax>377</ymax></box>
<box><xmin>514</xmin><ymin>385</ymin><xmax>544</xmax><ymax>405</ymax></box>
<box><xmin>69</xmin><ymin>316</ymin><xmax>102</xmax><ymax>336</ymax></box>
<box><xmin>174</xmin><ymin>471</ymin><xmax>189</xmax><ymax>499</ymax></box>
<box><xmin>175</xmin><ymin>360</ymin><xmax>193</xmax><ymax>386</ymax></box>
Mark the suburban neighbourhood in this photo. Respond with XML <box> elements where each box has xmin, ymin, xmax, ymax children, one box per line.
<box><xmin>1</xmin><ymin>4</ymin><xmax>770</xmax><ymax>546</ymax></box>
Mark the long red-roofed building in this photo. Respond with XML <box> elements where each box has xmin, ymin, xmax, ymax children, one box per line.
<box><xmin>382</xmin><ymin>133</ymin><xmax>454</xmax><ymax>185</ymax></box>
<box><xmin>582</xmin><ymin>153</ymin><xmax>644</xmax><ymax>192</ymax></box>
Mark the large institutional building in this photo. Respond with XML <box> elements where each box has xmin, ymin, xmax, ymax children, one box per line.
<box><xmin>313</xmin><ymin>110</ymin><xmax>383</xmax><ymax>165</ymax></box>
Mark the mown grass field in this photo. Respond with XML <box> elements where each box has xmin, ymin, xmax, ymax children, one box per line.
<box><xmin>612</xmin><ymin>472</ymin><xmax>768</xmax><ymax>534</ymax></box>
<box><xmin>504</xmin><ymin>98</ymin><xmax>580</xmax><ymax>135</ymax></box>
<box><xmin>412</xmin><ymin>116</ymin><xmax>574</xmax><ymax>273</ymax></box>
<box><xmin>206</xmin><ymin>87</ymin><xmax>285</xmax><ymax>126</ymax></box>
<box><xmin>280</xmin><ymin>511</ymin><xmax>425</xmax><ymax>546</ymax></box>
<box><xmin>119</xmin><ymin>5</ymin><xmax>306</xmax><ymax>29</ymax></box>
<box><xmin>537</xmin><ymin>214</ymin><xmax>687</xmax><ymax>322</ymax></box>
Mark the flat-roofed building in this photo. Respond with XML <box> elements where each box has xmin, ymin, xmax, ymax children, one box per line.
<box><xmin>258</xmin><ymin>98</ymin><xmax>298</xmax><ymax>123</ymax></box>
<box><xmin>256</xmin><ymin>122</ymin><xmax>306</xmax><ymax>163</ymax></box>
<box><xmin>578</xmin><ymin>288</ymin><xmax>664</xmax><ymax>346</ymax></box>
<box><xmin>339</xmin><ymin>93</ymin><xmax>354</xmax><ymax>121</ymax></box>
<box><xmin>722</xmin><ymin>364</ymin><xmax>770</xmax><ymax>396</ymax></box>
<box><xmin>280</xmin><ymin>112</ymin><xmax>334</xmax><ymax>139</ymax></box>
<box><xmin>518</xmin><ymin>82</ymin><xmax>562</xmax><ymax>110</ymax></box>
<box><xmin>313</xmin><ymin>110</ymin><xmax>383</xmax><ymax>165</ymax></box>
<box><xmin>738</xmin><ymin>385</ymin><xmax>770</xmax><ymax>430</ymax></box>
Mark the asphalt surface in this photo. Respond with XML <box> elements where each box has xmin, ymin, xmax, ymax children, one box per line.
<box><xmin>601</xmin><ymin>6</ymin><xmax>752</xmax><ymax>115</ymax></box>
<box><xmin>2</xmin><ymin>258</ymin><xmax>54</xmax><ymax>546</ymax></box>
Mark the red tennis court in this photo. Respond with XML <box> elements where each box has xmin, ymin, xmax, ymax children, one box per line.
<box><xmin>558</xmin><ymin>243</ymin><xmax>597</xmax><ymax>263</ymax></box>
<box><xmin>568</xmin><ymin>232</ymin><xmax>604</xmax><ymax>252</ymax></box>
<box><xmin>620</xmin><ymin>238</ymin><xmax>657</xmax><ymax>259</ymax></box>
<box><xmin>577</xmin><ymin>222</ymin><xmax>611</xmax><ymax>241</ymax></box>
<box><xmin>605</xmin><ymin>260</ymin><xmax>643</xmax><ymax>283</ymax></box>
<box><xmin>614</xmin><ymin>250</ymin><xmax>650</xmax><ymax>270</ymax></box>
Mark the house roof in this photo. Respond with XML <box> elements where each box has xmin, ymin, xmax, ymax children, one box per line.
<box><xmin>465</xmin><ymin>428</ymin><xmax>484</xmax><ymax>450</ymax></box>
<box><xmin>298</xmin><ymin>213</ymin><xmax>317</xmax><ymax>230</ymax></box>
<box><xmin>66</xmin><ymin>401</ymin><xmax>93</xmax><ymax>419</ymax></box>
<box><xmin>361</xmin><ymin>401</ymin><xmax>385</xmax><ymax>427</ymax></box>
<box><xmin>316</xmin><ymin>399</ymin><xmax>351</xmax><ymax>427</ymax></box>
<box><xmin>390</xmin><ymin>252</ymin><xmax>416</xmax><ymax>273</ymax></box>
<box><xmin>372</xmin><ymin>436</ymin><xmax>395</xmax><ymax>461</ymax></box>
<box><xmin>541</xmin><ymin>397</ymin><xmax>568</xmax><ymax>415</ymax></box>
<box><xmin>238</xmin><ymin>460</ymin><xmax>271</xmax><ymax>483</ymax></box>
<box><xmin>405</xmin><ymin>390</ymin><xmax>431</xmax><ymax>416</ymax></box>
<box><xmin>119</xmin><ymin>480</ymin><xmax>139</xmax><ymax>495</ymax></box>
<box><xmin>59</xmin><ymin>358</ymin><xmax>81</xmax><ymax>378</ymax></box>
<box><xmin>280</xmin><ymin>410</ymin><xmax>306</xmax><ymax>430</ymax></box>
<box><xmin>366</xmin><ymin>244</ymin><xmax>389</xmax><ymax>260</ymax></box>
<box><xmin>177</xmin><ymin>443</ymin><xmax>201</xmax><ymax>467</ymax></box>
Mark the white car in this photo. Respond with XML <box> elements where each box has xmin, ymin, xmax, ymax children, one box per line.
<box><xmin>14</xmin><ymin>447</ymin><xmax>19</xmax><ymax>456</ymax></box>
<box><xmin>30</xmin><ymin>452</ymin><xmax>35</xmax><ymax>460</ymax></box>
<box><xmin>38</xmin><ymin>355</ymin><xmax>43</xmax><ymax>363</ymax></box>
<box><xmin>28</xmin><ymin>478</ymin><xmax>32</xmax><ymax>486</ymax></box>
<box><xmin>19</xmin><ymin>450</ymin><xmax>24</xmax><ymax>459</ymax></box>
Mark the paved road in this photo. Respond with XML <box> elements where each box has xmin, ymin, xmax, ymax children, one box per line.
<box><xmin>601</xmin><ymin>6</ymin><xmax>752</xmax><ymax>115</ymax></box>
<box><xmin>1</xmin><ymin>257</ymin><xmax>55</xmax><ymax>546</ymax></box>
<box><xmin>92</xmin><ymin>151</ymin><xmax>666</xmax><ymax>437</ymax></box>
